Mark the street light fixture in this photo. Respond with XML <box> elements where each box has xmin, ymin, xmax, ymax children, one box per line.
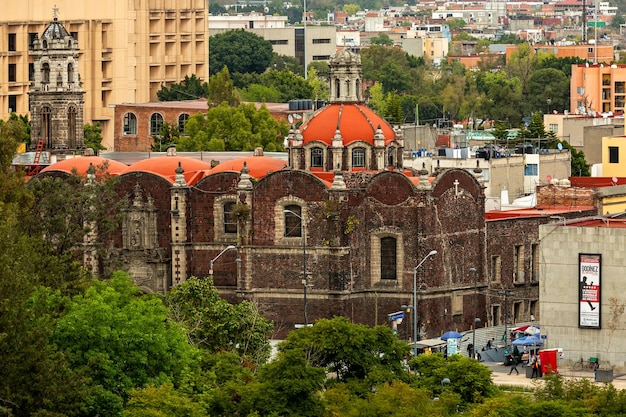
<box><xmin>413</xmin><ymin>250</ymin><xmax>437</xmax><ymax>357</ymax></box>
<box><xmin>284</xmin><ymin>209</ymin><xmax>308</xmax><ymax>326</ymax></box>
<box><xmin>470</xmin><ymin>267</ymin><xmax>478</xmax><ymax>359</ymax></box>
<box><xmin>209</xmin><ymin>245</ymin><xmax>236</xmax><ymax>279</ymax></box>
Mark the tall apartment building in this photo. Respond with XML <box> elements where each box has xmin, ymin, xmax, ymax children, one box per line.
<box><xmin>571</xmin><ymin>64</ymin><xmax>626</xmax><ymax>116</ymax></box>
<box><xmin>0</xmin><ymin>0</ymin><xmax>208</xmax><ymax>150</ymax></box>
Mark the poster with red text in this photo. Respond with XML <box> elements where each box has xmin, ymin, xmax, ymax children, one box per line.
<box><xmin>579</xmin><ymin>254</ymin><xmax>601</xmax><ymax>329</ymax></box>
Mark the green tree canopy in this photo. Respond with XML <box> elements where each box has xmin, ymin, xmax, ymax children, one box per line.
<box><xmin>178</xmin><ymin>102</ymin><xmax>288</xmax><ymax>152</ymax></box>
<box><xmin>157</xmin><ymin>74</ymin><xmax>209</xmax><ymax>101</ymax></box>
<box><xmin>209</xmin><ymin>30</ymin><xmax>274</xmax><ymax>75</ymax></box>
<box><xmin>208</xmin><ymin>66</ymin><xmax>241</xmax><ymax>108</ymax></box>
<box><xmin>371</xmin><ymin>32</ymin><xmax>394</xmax><ymax>46</ymax></box>
<box><xmin>52</xmin><ymin>272</ymin><xmax>196</xmax><ymax>411</ymax></box>
<box><xmin>84</xmin><ymin>121</ymin><xmax>106</xmax><ymax>152</ymax></box>
<box><xmin>165</xmin><ymin>276</ymin><xmax>273</xmax><ymax>364</ymax></box>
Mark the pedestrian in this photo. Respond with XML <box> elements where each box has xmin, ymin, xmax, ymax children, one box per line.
<box><xmin>467</xmin><ymin>343</ymin><xmax>474</xmax><ymax>358</ymax></box>
<box><xmin>508</xmin><ymin>351</ymin><xmax>519</xmax><ymax>375</ymax></box>
<box><xmin>513</xmin><ymin>346</ymin><xmax>521</xmax><ymax>364</ymax></box>
<box><xmin>486</xmin><ymin>339</ymin><xmax>492</xmax><ymax>350</ymax></box>
<box><xmin>530</xmin><ymin>354</ymin><xmax>540</xmax><ymax>378</ymax></box>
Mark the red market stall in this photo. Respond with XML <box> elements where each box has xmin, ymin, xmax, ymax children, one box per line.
<box><xmin>540</xmin><ymin>348</ymin><xmax>560</xmax><ymax>374</ymax></box>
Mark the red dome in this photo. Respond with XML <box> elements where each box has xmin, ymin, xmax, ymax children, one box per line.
<box><xmin>301</xmin><ymin>103</ymin><xmax>395</xmax><ymax>146</ymax></box>
<box><xmin>40</xmin><ymin>156</ymin><xmax>128</xmax><ymax>176</ymax></box>
<box><xmin>209</xmin><ymin>156</ymin><xmax>287</xmax><ymax>179</ymax></box>
<box><xmin>125</xmin><ymin>156</ymin><xmax>212</xmax><ymax>184</ymax></box>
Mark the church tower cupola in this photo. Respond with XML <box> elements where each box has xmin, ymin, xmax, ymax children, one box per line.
<box><xmin>29</xmin><ymin>6</ymin><xmax>85</xmax><ymax>151</ymax></box>
<box><xmin>329</xmin><ymin>50</ymin><xmax>363</xmax><ymax>103</ymax></box>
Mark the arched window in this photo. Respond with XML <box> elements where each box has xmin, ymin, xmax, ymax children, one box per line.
<box><xmin>68</xmin><ymin>107</ymin><xmax>77</xmax><ymax>148</ymax></box>
<box><xmin>42</xmin><ymin>106</ymin><xmax>52</xmax><ymax>147</ymax></box>
<box><xmin>352</xmin><ymin>147</ymin><xmax>365</xmax><ymax>167</ymax></box>
<box><xmin>311</xmin><ymin>147</ymin><xmax>323</xmax><ymax>168</ymax></box>
<box><xmin>223</xmin><ymin>202</ymin><xmax>237</xmax><ymax>234</ymax></box>
<box><xmin>123</xmin><ymin>112</ymin><xmax>137</xmax><ymax>135</ymax></box>
<box><xmin>284</xmin><ymin>205</ymin><xmax>302</xmax><ymax>237</ymax></box>
<box><xmin>149</xmin><ymin>113</ymin><xmax>164</xmax><ymax>135</ymax></box>
<box><xmin>42</xmin><ymin>62</ymin><xmax>50</xmax><ymax>83</ymax></box>
<box><xmin>335</xmin><ymin>78</ymin><xmax>340</xmax><ymax>98</ymax></box>
<box><xmin>387</xmin><ymin>146</ymin><xmax>396</xmax><ymax>167</ymax></box>
<box><xmin>178</xmin><ymin>113</ymin><xmax>190</xmax><ymax>133</ymax></box>
<box><xmin>380</xmin><ymin>237</ymin><xmax>397</xmax><ymax>280</ymax></box>
<box><xmin>68</xmin><ymin>63</ymin><xmax>74</xmax><ymax>83</ymax></box>
<box><xmin>43</xmin><ymin>40</ymin><xmax>48</xmax><ymax>49</ymax></box>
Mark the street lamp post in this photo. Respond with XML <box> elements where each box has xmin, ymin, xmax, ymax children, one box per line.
<box><xmin>210</xmin><ymin>245</ymin><xmax>236</xmax><ymax>279</ymax></box>
<box><xmin>413</xmin><ymin>250</ymin><xmax>437</xmax><ymax>357</ymax></box>
<box><xmin>284</xmin><ymin>209</ymin><xmax>308</xmax><ymax>326</ymax></box>
<box><xmin>470</xmin><ymin>267</ymin><xmax>478</xmax><ymax>359</ymax></box>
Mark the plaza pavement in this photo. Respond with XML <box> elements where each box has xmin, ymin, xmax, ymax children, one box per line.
<box><xmin>483</xmin><ymin>361</ymin><xmax>626</xmax><ymax>390</ymax></box>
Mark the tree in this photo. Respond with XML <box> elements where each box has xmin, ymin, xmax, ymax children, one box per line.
<box><xmin>165</xmin><ymin>276</ymin><xmax>274</xmax><ymax>364</ymax></box>
<box><xmin>277</xmin><ymin>317</ymin><xmax>411</xmax><ymax>395</ymax></box>
<box><xmin>446</xmin><ymin>18</ymin><xmax>467</xmax><ymax>31</ymax></box>
<box><xmin>52</xmin><ymin>272</ymin><xmax>196</xmax><ymax>411</ymax></box>
<box><xmin>177</xmin><ymin>103</ymin><xmax>288</xmax><ymax>152</ymax></box>
<box><xmin>125</xmin><ymin>384</ymin><xmax>204</xmax><ymax>417</ymax></box>
<box><xmin>412</xmin><ymin>353</ymin><xmax>497</xmax><ymax>406</ymax></box>
<box><xmin>257</xmin><ymin>69</ymin><xmax>314</xmax><ymax>101</ymax></box>
<box><xmin>84</xmin><ymin>121</ymin><xmax>106</xmax><ymax>152</ymax></box>
<box><xmin>209</xmin><ymin>30</ymin><xmax>274</xmax><ymax>75</ymax></box>
<box><xmin>26</xmin><ymin>165</ymin><xmax>127</xmax><ymax>277</ymax></box>
<box><xmin>157</xmin><ymin>74</ymin><xmax>209</xmax><ymax>101</ymax></box>
<box><xmin>367</xmin><ymin>81</ymin><xmax>385</xmax><ymax>114</ymax></box>
<box><xmin>526</xmin><ymin>68</ymin><xmax>570</xmax><ymax>115</ymax></box>
<box><xmin>343</xmin><ymin>4</ymin><xmax>361</xmax><ymax>16</ymax></box>
<box><xmin>151</xmin><ymin>121</ymin><xmax>182</xmax><ymax>152</ymax></box>
<box><xmin>384</xmin><ymin>91</ymin><xmax>404</xmax><ymax>124</ymax></box>
<box><xmin>0</xmin><ymin>114</ymin><xmax>29</xmax><ymax>171</ymax></box>
<box><xmin>208</xmin><ymin>66</ymin><xmax>241</xmax><ymax>108</ymax></box>
<box><xmin>271</xmin><ymin>53</ymin><xmax>304</xmax><ymax>76</ymax></box>
<box><xmin>371</xmin><ymin>32</ymin><xmax>394</xmax><ymax>46</ymax></box>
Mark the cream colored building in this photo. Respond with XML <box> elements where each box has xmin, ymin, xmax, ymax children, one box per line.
<box><xmin>0</xmin><ymin>0</ymin><xmax>208</xmax><ymax>150</ymax></box>
<box><xmin>540</xmin><ymin>219</ymin><xmax>626</xmax><ymax>371</ymax></box>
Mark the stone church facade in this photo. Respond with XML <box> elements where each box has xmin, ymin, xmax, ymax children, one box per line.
<box><xmin>38</xmin><ymin>51</ymin><xmax>491</xmax><ymax>340</ymax></box>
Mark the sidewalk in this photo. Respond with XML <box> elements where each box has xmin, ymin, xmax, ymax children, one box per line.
<box><xmin>483</xmin><ymin>361</ymin><xmax>626</xmax><ymax>390</ymax></box>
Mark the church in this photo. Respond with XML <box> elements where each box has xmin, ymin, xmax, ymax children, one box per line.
<box><xmin>35</xmin><ymin>17</ymin><xmax>489</xmax><ymax>339</ymax></box>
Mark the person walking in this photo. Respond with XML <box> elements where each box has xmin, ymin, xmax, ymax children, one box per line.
<box><xmin>508</xmin><ymin>347</ymin><xmax>520</xmax><ymax>375</ymax></box>
<box><xmin>530</xmin><ymin>354</ymin><xmax>540</xmax><ymax>378</ymax></box>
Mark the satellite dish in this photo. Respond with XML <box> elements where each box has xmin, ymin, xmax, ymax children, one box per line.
<box><xmin>612</xmin><ymin>177</ymin><xmax>618</xmax><ymax>185</ymax></box>
<box><xmin>557</xmin><ymin>143</ymin><xmax>563</xmax><ymax>151</ymax></box>
<box><xmin>288</xmin><ymin>114</ymin><xmax>294</xmax><ymax>124</ymax></box>
<box><xmin>293</xmin><ymin>113</ymin><xmax>302</xmax><ymax>119</ymax></box>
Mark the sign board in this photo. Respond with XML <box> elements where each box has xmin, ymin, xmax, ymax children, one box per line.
<box><xmin>579</xmin><ymin>253</ymin><xmax>601</xmax><ymax>329</ymax></box>
<box><xmin>388</xmin><ymin>311</ymin><xmax>404</xmax><ymax>321</ymax></box>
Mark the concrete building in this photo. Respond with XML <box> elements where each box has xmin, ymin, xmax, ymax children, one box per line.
<box><xmin>540</xmin><ymin>216</ymin><xmax>626</xmax><ymax>371</ymax></box>
<box><xmin>0</xmin><ymin>0</ymin><xmax>208</xmax><ymax>150</ymax></box>
<box><xmin>571</xmin><ymin>64</ymin><xmax>626</xmax><ymax>115</ymax></box>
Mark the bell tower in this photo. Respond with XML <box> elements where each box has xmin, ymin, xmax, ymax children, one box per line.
<box><xmin>29</xmin><ymin>7</ymin><xmax>85</xmax><ymax>151</ymax></box>
<box><xmin>328</xmin><ymin>50</ymin><xmax>363</xmax><ymax>104</ymax></box>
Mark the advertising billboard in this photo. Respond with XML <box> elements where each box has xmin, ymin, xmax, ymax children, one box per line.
<box><xmin>579</xmin><ymin>253</ymin><xmax>601</xmax><ymax>329</ymax></box>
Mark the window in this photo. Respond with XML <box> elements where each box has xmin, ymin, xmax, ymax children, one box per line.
<box><xmin>513</xmin><ymin>301</ymin><xmax>522</xmax><ymax>323</ymax></box>
<box><xmin>549</xmin><ymin>123</ymin><xmax>558</xmax><ymax>133</ymax></box>
<box><xmin>530</xmin><ymin>244</ymin><xmax>539</xmax><ymax>282</ymax></box>
<box><xmin>491</xmin><ymin>305</ymin><xmax>501</xmax><ymax>326</ymax></box>
<box><xmin>28</xmin><ymin>33</ymin><xmax>38</xmax><ymax>50</ymax></box>
<box><xmin>42</xmin><ymin>62</ymin><xmax>50</xmax><ymax>83</ymax></box>
<box><xmin>284</xmin><ymin>205</ymin><xmax>302</xmax><ymax>237</ymax></box>
<box><xmin>223</xmin><ymin>202</ymin><xmax>237</xmax><ymax>234</ymax></box>
<box><xmin>311</xmin><ymin>147</ymin><xmax>323</xmax><ymax>168</ymax></box>
<box><xmin>491</xmin><ymin>255</ymin><xmax>501</xmax><ymax>282</ymax></box>
<box><xmin>8</xmin><ymin>33</ymin><xmax>16</xmax><ymax>52</ymax></box>
<box><xmin>387</xmin><ymin>146</ymin><xmax>395</xmax><ymax>166</ymax></box>
<box><xmin>352</xmin><ymin>147</ymin><xmax>365</xmax><ymax>167</ymax></box>
<box><xmin>8</xmin><ymin>96</ymin><xmax>16</xmax><ymax>114</ymax></box>
<box><xmin>577</xmin><ymin>87</ymin><xmax>585</xmax><ymax>95</ymax></box>
<box><xmin>312</xmin><ymin>55</ymin><xmax>331</xmax><ymax>60</ymax></box>
<box><xmin>380</xmin><ymin>237</ymin><xmax>397</xmax><ymax>280</ymax></box>
<box><xmin>150</xmin><ymin>113</ymin><xmax>164</xmax><ymax>135</ymax></box>
<box><xmin>68</xmin><ymin>107</ymin><xmax>77</xmax><ymax>148</ymax></box>
<box><xmin>123</xmin><ymin>113</ymin><xmax>138</xmax><ymax>135</ymax></box>
<box><xmin>8</xmin><ymin>64</ymin><xmax>16</xmax><ymax>82</ymax></box>
<box><xmin>514</xmin><ymin>245</ymin><xmax>524</xmax><ymax>283</ymax></box>
<box><xmin>609</xmin><ymin>146</ymin><xmax>619</xmax><ymax>164</ymax></box>
<box><xmin>270</xmin><ymin>39</ymin><xmax>288</xmax><ymax>45</ymax></box>
<box><xmin>68</xmin><ymin>63</ymin><xmax>74</xmax><ymax>83</ymax></box>
<box><xmin>524</xmin><ymin>163</ymin><xmax>538</xmax><ymax>176</ymax></box>
<box><xmin>29</xmin><ymin>63</ymin><xmax>35</xmax><ymax>81</ymax></box>
<box><xmin>178</xmin><ymin>113</ymin><xmax>190</xmax><ymax>133</ymax></box>
<box><xmin>312</xmin><ymin>38</ymin><xmax>331</xmax><ymax>44</ymax></box>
